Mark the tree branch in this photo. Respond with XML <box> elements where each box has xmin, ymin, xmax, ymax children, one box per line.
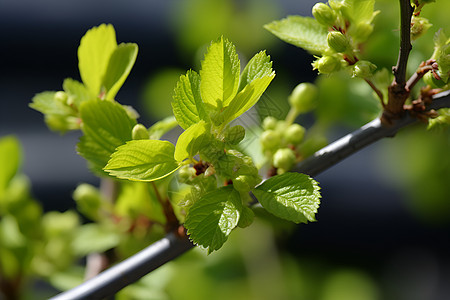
<box><xmin>50</xmin><ymin>90</ymin><xmax>450</xmax><ymax>300</ymax></box>
<box><xmin>392</xmin><ymin>0</ymin><xmax>414</xmax><ymax>86</ymax></box>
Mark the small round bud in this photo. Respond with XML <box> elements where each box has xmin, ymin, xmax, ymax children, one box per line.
<box><xmin>352</xmin><ymin>60</ymin><xmax>377</xmax><ymax>78</ymax></box>
<box><xmin>54</xmin><ymin>91</ymin><xmax>68</xmax><ymax>104</ymax></box>
<box><xmin>312</xmin><ymin>3</ymin><xmax>336</xmax><ymax>26</ymax></box>
<box><xmin>224</xmin><ymin>125</ymin><xmax>245</xmax><ymax>145</ymax></box>
<box><xmin>312</xmin><ymin>55</ymin><xmax>341</xmax><ymax>74</ymax></box>
<box><xmin>178</xmin><ymin>165</ymin><xmax>196</xmax><ymax>183</ymax></box>
<box><xmin>327</xmin><ymin>31</ymin><xmax>350</xmax><ymax>53</ymax></box>
<box><xmin>132</xmin><ymin>124</ymin><xmax>149</xmax><ymax>140</ymax></box>
<box><xmin>328</xmin><ymin>0</ymin><xmax>345</xmax><ymax>11</ymax></box>
<box><xmin>260</xmin><ymin>130</ymin><xmax>281</xmax><ymax>151</ymax></box>
<box><xmin>284</xmin><ymin>124</ymin><xmax>306</xmax><ymax>145</ymax></box>
<box><xmin>411</xmin><ymin>16</ymin><xmax>432</xmax><ymax>41</ymax></box>
<box><xmin>288</xmin><ymin>83</ymin><xmax>319</xmax><ymax>114</ymax></box>
<box><xmin>262</xmin><ymin>116</ymin><xmax>278</xmax><ymax>130</ymax></box>
<box><xmin>273</xmin><ymin>148</ymin><xmax>296</xmax><ymax>171</ymax></box>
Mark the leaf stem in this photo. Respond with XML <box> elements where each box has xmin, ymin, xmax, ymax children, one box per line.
<box><xmin>364</xmin><ymin>78</ymin><xmax>385</xmax><ymax>107</ymax></box>
<box><xmin>150</xmin><ymin>182</ymin><xmax>179</xmax><ymax>232</ymax></box>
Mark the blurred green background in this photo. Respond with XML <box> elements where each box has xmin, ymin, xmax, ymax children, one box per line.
<box><xmin>0</xmin><ymin>0</ymin><xmax>449</xmax><ymax>299</ymax></box>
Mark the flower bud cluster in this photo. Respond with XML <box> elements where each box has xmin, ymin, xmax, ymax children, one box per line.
<box><xmin>310</xmin><ymin>1</ymin><xmax>379</xmax><ymax>75</ymax></box>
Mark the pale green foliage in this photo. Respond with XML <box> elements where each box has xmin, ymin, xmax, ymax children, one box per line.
<box><xmin>77</xmin><ymin>99</ymin><xmax>137</xmax><ymax>175</ymax></box>
<box><xmin>431</xmin><ymin>29</ymin><xmax>450</xmax><ymax>83</ymax></box>
<box><xmin>264</xmin><ymin>16</ymin><xmax>329</xmax><ymax>55</ymax></box>
<box><xmin>253</xmin><ymin>172</ymin><xmax>321</xmax><ymax>224</ymax></box>
<box><xmin>200</xmin><ymin>36</ymin><xmax>240</xmax><ymax>108</ymax></box>
<box><xmin>104</xmin><ymin>140</ymin><xmax>180</xmax><ymax>181</ymax></box>
<box><xmin>174</xmin><ymin>120</ymin><xmax>211</xmax><ymax>162</ymax></box>
<box><xmin>172</xmin><ymin>70</ymin><xmax>208</xmax><ymax>129</ymax></box>
<box><xmin>103</xmin><ymin>43</ymin><xmax>139</xmax><ymax>100</ymax></box>
<box><xmin>184</xmin><ymin>186</ymin><xmax>242</xmax><ymax>254</ymax></box>
<box><xmin>0</xmin><ymin>136</ymin><xmax>21</xmax><ymax>197</ymax></box>
<box><xmin>78</xmin><ymin>24</ymin><xmax>118</xmax><ymax>96</ymax></box>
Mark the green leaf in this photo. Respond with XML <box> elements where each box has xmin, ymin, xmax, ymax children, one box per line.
<box><xmin>264</xmin><ymin>16</ymin><xmax>328</xmax><ymax>55</ymax></box>
<box><xmin>172</xmin><ymin>70</ymin><xmax>208</xmax><ymax>129</ymax></box>
<box><xmin>253</xmin><ymin>172</ymin><xmax>321</xmax><ymax>224</ymax></box>
<box><xmin>62</xmin><ymin>78</ymin><xmax>92</xmax><ymax>108</ymax></box>
<box><xmin>221</xmin><ymin>73</ymin><xmax>275</xmax><ymax>124</ymax></box>
<box><xmin>78</xmin><ymin>24</ymin><xmax>117</xmax><ymax>96</ymax></box>
<box><xmin>0</xmin><ymin>136</ymin><xmax>21</xmax><ymax>196</ymax></box>
<box><xmin>174</xmin><ymin>120</ymin><xmax>211</xmax><ymax>162</ymax></box>
<box><xmin>148</xmin><ymin>116</ymin><xmax>178</xmax><ymax>140</ymax></box>
<box><xmin>200</xmin><ymin>36</ymin><xmax>240</xmax><ymax>108</ymax></box>
<box><xmin>103</xmin><ymin>43</ymin><xmax>138</xmax><ymax>100</ymax></box>
<box><xmin>30</xmin><ymin>91</ymin><xmax>72</xmax><ymax>116</ymax></box>
<box><xmin>239</xmin><ymin>51</ymin><xmax>274</xmax><ymax>91</ymax></box>
<box><xmin>104</xmin><ymin>140</ymin><xmax>180</xmax><ymax>181</ymax></box>
<box><xmin>77</xmin><ymin>99</ymin><xmax>137</xmax><ymax>175</ymax></box>
<box><xmin>342</xmin><ymin>0</ymin><xmax>377</xmax><ymax>25</ymax></box>
<box><xmin>185</xmin><ymin>186</ymin><xmax>242</xmax><ymax>253</ymax></box>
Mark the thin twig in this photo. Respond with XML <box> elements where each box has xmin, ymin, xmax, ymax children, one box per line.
<box><xmin>392</xmin><ymin>0</ymin><xmax>414</xmax><ymax>86</ymax></box>
<box><xmin>50</xmin><ymin>90</ymin><xmax>450</xmax><ymax>300</ymax></box>
<box><xmin>364</xmin><ymin>78</ymin><xmax>385</xmax><ymax>106</ymax></box>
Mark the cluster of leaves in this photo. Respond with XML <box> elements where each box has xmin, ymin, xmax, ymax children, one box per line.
<box><xmin>0</xmin><ymin>136</ymin><xmax>83</xmax><ymax>296</ymax></box>
<box><xmin>29</xmin><ymin>24</ymin><xmax>322</xmax><ymax>256</ymax></box>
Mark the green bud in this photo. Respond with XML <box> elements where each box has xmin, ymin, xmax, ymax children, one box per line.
<box><xmin>73</xmin><ymin>183</ymin><xmax>102</xmax><ymax>220</ymax></box>
<box><xmin>327</xmin><ymin>31</ymin><xmax>350</xmax><ymax>53</ymax></box>
<box><xmin>132</xmin><ymin>124</ymin><xmax>149</xmax><ymax>140</ymax></box>
<box><xmin>178</xmin><ymin>165</ymin><xmax>196</xmax><ymax>183</ymax></box>
<box><xmin>54</xmin><ymin>91</ymin><xmax>68</xmax><ymax>104</ymax></box>
<box><xmin>352</xmin><ymin>60</ymin><xmax>377</xmax><ymax>78</ymax></box>
<box><xmin>224</xmin><ymin>125</ymin><xmax>245</xmax><ymax>145</ymax></box>
<box><xmin>262</xmin><ymin>116</ymin><xmax>278</xmax><ymax>130</ymax></box>
<box><xmin>312</xmin><ymin>3</ymin><xmax>336</xmax><ymax>26</ymax></box>
<box><xmin>298</xmin><ymin>135</ymin><xmax>328</xmax><ymax>158</ymax></box>
<box><xmin>273</xmin><ymin>148</ymin><xmax>296</xmax><ymax>171</ymax></box>
<box><xmin>260</xmin><ymin>130</ymin><xmax>281</xmax><ymax>151</ymax></box>
<box><xmin>411</xmin><ymin>16</ymin><xmax>432</xmax><ymax>41</ymax></box>
<box><xmin>288</xmin><ymin>82</ymin><xmax>319</xmax><ymax>114</ymax></box>
<box><xmin>328</xmin><ymin>0</ymin><xmax>345</xmax><ymax>11</ymax></box>
<box><xmin>423</xmin><ymin>71</ymin><xmax>446</xmax><ymax>88</ymax></box>
<box><xmin>284</xmin><ymin>124</ymin><xmax>306</xmax><ymax>145</ymax></box>
<box><xmin>312</xmin><ymin>55</ymin><xmax>341</xmax><ymax>74</ymax></box>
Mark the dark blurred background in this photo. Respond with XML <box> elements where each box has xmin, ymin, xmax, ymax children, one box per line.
<box><xmin>1</xmin><ymin>0</ymin><xmax>449</xmax><ymax>299</ymax></box>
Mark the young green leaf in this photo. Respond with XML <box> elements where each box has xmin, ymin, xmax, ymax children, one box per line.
<box><xmin>341</xmin><ymin>0</ymin><xmax>378</xmax><ymax>26</ymax></box>
<box><xmin>62</xmin><ymin>78</ymin><xmax>92</xmax><ymax>108</ymax></box>
<box><xmin>30</xmin><ymin>91</ymin><xmax>72</xmax><ymax>116</ymax></box>
<box><xmin>264</xmin><ymin>16</ymin><xmax>328</xmax><ymax>55</ymax></box>
<box><xmin>148</xmin><ymin>116</ymin><xmax>178</xmax><ymax>140</ymax></box>
<box><xmin>200</xmin><ymin>36</ymin><xmax>240</xmax><ymax>108</ymax></box>
<box><xmin>221</xmin><ymin>73</ymin><xmax>275</xmax><ymax>124</ymax></box>
<box><xmin>78</xmin><ymin>24</ymin><xmax>117</xmax><ymax>96</ymax></box>
<box><xmin>174</xmin><ymin>120</ymin><xmax>211</xmax><ymax>162</ymax></box>
<box><xmin>172</xmin><ymin>70</ymin><xmax>208</xmax><ymax>129</ymax></box>
<box><xmin>184</xmin><ymin>186</ymin><xmax>242</xmax><ymax>253</ymax></box>
<box><xmin>103</xmin><ymin>43</ymin><xmax>139</xmax><ymax>100</ymax></box>
<box><xmin>239</xmin><ymin>50</ymin><xmax>274</xmax><ymax>91</ymax></box>
<box><xmin>253</xmin><ymin>172</ymin><xmax>321</xmax><ymax>224</ymax></box>
<box><xmin>0</xmin><ymin>136</ymin><xmax>21</xmax><ymax>197</ymax></box>
<box><xmin>77</xmin><ymin>99</ymin><xmax>137</xmax><ymax>175</ymax></box>
<box><xmin>104</xmin><ymin>140</ymin><xmax>180</xmax><ymax>181</ymax></box>
<box><xmin>30</xmin><ymin>91</ymin><xmax>79</xmax><ymax>133</ymax></box>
